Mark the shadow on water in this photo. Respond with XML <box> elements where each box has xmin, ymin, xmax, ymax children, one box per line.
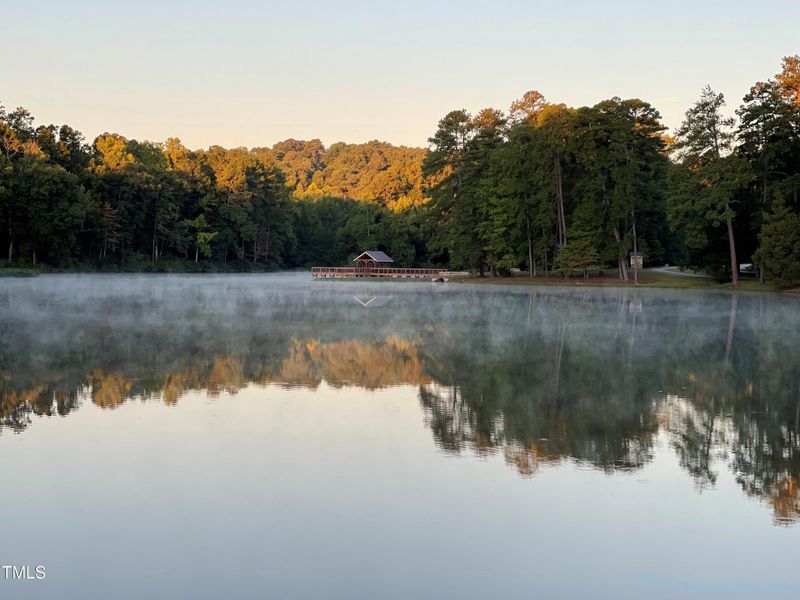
<box><xmin>1</xmin><ymin>273</ymin><xmax>799</xmax><ymax>524</ymax></box>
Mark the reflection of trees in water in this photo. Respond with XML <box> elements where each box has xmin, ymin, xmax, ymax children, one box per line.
<box><xmin>277</xmin><ymin>337</ymin><xmax>430</xmax><ymax>389</ymax></box>
<box><xmin>419</xmin><ymin>292</ymin><xmax>665</xmax><ymax>474</ymax></box>
<box><xmin>0</xmin><ymin>386</ymin><xmax>80</xmax><ymax>433</ymax></box>
<box><xmin>1</xmin><ymin>278</ymin><xmax>799</xmax><ymax>523</ymax></box>
<box><xmin>419</xmin><ymin>290</ymin><xmax>800</xmax><ymax>523</ymax></box>
<box><xmin>730</xmin><ymin>397</ymin><xmax>800</xmax><ymax>525</ymax></box>
<box><xmin>420</xmin><ymin>384</ymin><xmax>657</xmax><ymax>478</ymax></box>
<box><xmin>1</xmin><ymin>337</ymin><xmax>430</xmax><ymax>428</ymax></box>
<box><xmin>661</xmin><ymin>396</ymin><xmax>728</xmax><ymax>488</ymax></box>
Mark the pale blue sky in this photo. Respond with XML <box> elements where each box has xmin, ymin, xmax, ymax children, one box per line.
<box><xmin>4</xmin><ymin>0</ymin><xmax>799</xmax><ymax>149</ymax></box>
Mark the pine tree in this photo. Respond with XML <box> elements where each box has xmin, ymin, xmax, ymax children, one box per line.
<box><xmin>754</xmin><ymin>194</ymin><xmax>800</xmax><ymax>286</ymax></box>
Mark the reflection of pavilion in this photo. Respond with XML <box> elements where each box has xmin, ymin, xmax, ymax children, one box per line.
<box><xmin>353</xmin><ymin>295</ymin><xmax>391</xmax><ymax>308</ymax></box>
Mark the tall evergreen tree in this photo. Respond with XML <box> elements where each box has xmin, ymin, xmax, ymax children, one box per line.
<box><xmin>672</xmin><ymin>86</ymin><xmax>745</xmax><ymax>286</ymax></box>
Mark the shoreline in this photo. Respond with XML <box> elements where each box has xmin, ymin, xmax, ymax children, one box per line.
<box><xmin>451</xmin><ymin>272</ymin><xmax>791</xmax><ymax>294</ymax></box>
<box><xmin>3</xmin><ymin>267</ymin><xmax>798</xmax><ymax>294</ymax></box>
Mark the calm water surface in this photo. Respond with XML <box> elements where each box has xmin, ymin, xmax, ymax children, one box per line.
<box><xmin>1</xmin><ymin>273</ymin><xmax>799</xmax><ymax>599</ymax></box>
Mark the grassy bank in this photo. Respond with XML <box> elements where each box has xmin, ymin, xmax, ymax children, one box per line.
<box><xmin>0</xmin><ymin>267</ymin><xmax>40</xmax><ymax>277</ymax></box>
<box><xmin>453</xmin><ymin>269</ymin><xmax>782</xmax><ymax>292</ymax></box>
<box><xmin>2</xmin><ymin>264</ymin><xmax>793</xmax><ymax>294</ymax></box>
<box><xmin>1</xmin><ymin>257</ymin><xmax>285</xmax><ymax>275</ymax></box>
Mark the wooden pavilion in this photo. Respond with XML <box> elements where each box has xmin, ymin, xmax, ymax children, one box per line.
<box><xmin>311</xmin><ymin>249</ymin><xmax>445</xmax><ymax>279</ymax></box>
<box><xmin>353</xmin><ymin>250</ymin><xmax>394</xmax><ymax>273</ymax></box>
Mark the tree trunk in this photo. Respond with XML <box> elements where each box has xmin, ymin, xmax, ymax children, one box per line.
<box><xmin>727</xmin><ymin>215</ymin><xmax>739</xmax><ymax>288</ymax></box>
<box><xmin>7</xmin><ymin>235</ymin><xmax>13</xmax><ymax>263</ymax></box>
<box><xmin>195</xmin><ymin>247</ymin><xmax>199</xmax><ymax>263</ymax></box>
<box><xmin>613</xmin><ymin>227</ymin><xmax>628</xmax><ymax>280</ymax></box>
<box><xmin>542</xmin><ymin>225</ymin><xmax>549</xmax><ymax>278</ymax></box>
<box><xmin>525</xmin><ymin>213</ymin><xmax>534</xmax><ymax>277</ymax></box>
<box><xmin>555</xmin><ymin>158</ymin><xmax>567</xmax><ymax>248</ymax></box>
<box><xmin>632</xmin><ymin>216</ymin><xmax>639</xmax><ymax>285</ymax></box>
<box><xmin>618</xmin><ymin>258</ymin><xmax>628</xmax><ymax>281</ymax></box>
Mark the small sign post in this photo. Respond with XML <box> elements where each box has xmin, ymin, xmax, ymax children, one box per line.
<box><xmin>630</xmin><ymin>251</ymin><xmax>643</xmax><ymax>285</ymax></box>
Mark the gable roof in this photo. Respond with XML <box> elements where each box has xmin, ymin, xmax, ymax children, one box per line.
<box><xmin>354</xmin><ymin>250</ymin><xmax>394</xmax><ymax>263</ymax></box>
<box><xmin>353</xmin><ymin>295</ymin><xmax>392</xmax><ymax>308</ymax></box>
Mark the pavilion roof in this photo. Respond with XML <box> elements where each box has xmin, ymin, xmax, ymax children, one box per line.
<box><xmin>353</xmin><ymin>250</ymin><xmax>394</xmax><ymax>263</ymax></box>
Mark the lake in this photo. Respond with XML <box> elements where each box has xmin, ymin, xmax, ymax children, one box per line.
<box><xmin>1</xmin><ymin>273</ymin><xmax>798</xmax><ymax>599</ymax></box>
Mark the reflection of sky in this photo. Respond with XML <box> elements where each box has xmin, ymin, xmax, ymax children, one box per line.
<box><xmin>2</xmin><ymin>272</ymin><xmax>800</xmax><ymax>596</ymax></box>
<box><xmin>2</xmin><ymin>382</ymin><xmax>797</xmax><ymax>599</ymax></box>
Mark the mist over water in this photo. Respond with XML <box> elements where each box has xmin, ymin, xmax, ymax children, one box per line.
<box><xmin>1</xmin><ymin>273</ymin><xmax>799</xmax><ymax>599</ymax></box>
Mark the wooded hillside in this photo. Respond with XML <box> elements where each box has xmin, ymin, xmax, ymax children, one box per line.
<box><xmin>1</xmin><ymin>55</ymin><xmax>799</xmax><ymax>285</ymax></box>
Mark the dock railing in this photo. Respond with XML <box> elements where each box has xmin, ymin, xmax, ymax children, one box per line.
<box><xmin>312</xmin><ymin>266</ymin><xmax>446</xmax><ymax>279</ymax></box>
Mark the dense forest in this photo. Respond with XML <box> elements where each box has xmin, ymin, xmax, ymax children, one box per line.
<box><xmin>1</xmin><ymin>55</ymin><xmax>799</xmax><ymax>285</ymax></box>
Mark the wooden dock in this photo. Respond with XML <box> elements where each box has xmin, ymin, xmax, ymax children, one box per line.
<box><xmin>311</xmin><ymin>266</ymin><xmax>445</xmax><ymax>279</ymax></box>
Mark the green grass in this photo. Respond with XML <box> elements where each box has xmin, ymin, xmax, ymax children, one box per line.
<box><xmin>312</xmin><ymin>276</ymin><xmax>438</xmax><ymax>283</ymax></box>
<box><xmin>5</xmin><ymin>256</ymin><xmax>284</xmax><ymax>274</ymax></box>
<box><xmin>454</xmin><ymin>269</ymin><xmax>783</xmax><ymax>293</ymax></box>
<box><xmin>0</xmin><ymin>267</ymin><xmax>40</xmax><ymax>277</ymax></box>
<box><xmin>637</xmin><ymin>271</ymin><xmax>776</xmax><ymax>292</ymax></box>
<box><xmin>308</xmin><ymin>268</ymin><xmax>790</xmax><ymax>293</ymax></box>
<box><xmin>1</xmin><ymin>264</ymin><xmax>791</xmax><ymax>293</ymax></box>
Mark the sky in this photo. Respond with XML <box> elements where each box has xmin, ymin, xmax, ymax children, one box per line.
<box><xmin>4</xmin><ymin>0</ymin><xmax>799</xmax><ymax>150</ymax></box>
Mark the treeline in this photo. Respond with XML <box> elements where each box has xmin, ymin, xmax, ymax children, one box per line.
<box><xmin>263</xmin><ymin>139</ymin><xmax>427</xmax><ymax>211</ymax></box>
<box><xmin>0</xmin><ymin>119</ymin><xmax>429</xmax><ymax>270</ymax></box>
<box><xmin>424</xmin><ymin>56</ymin><xmax>800</xmax><ymax>285</ymax></box>
<box><xmin>1</xmin><ymin>55</ymin><xmax>799</xmax><ymax>283</ymax></box>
